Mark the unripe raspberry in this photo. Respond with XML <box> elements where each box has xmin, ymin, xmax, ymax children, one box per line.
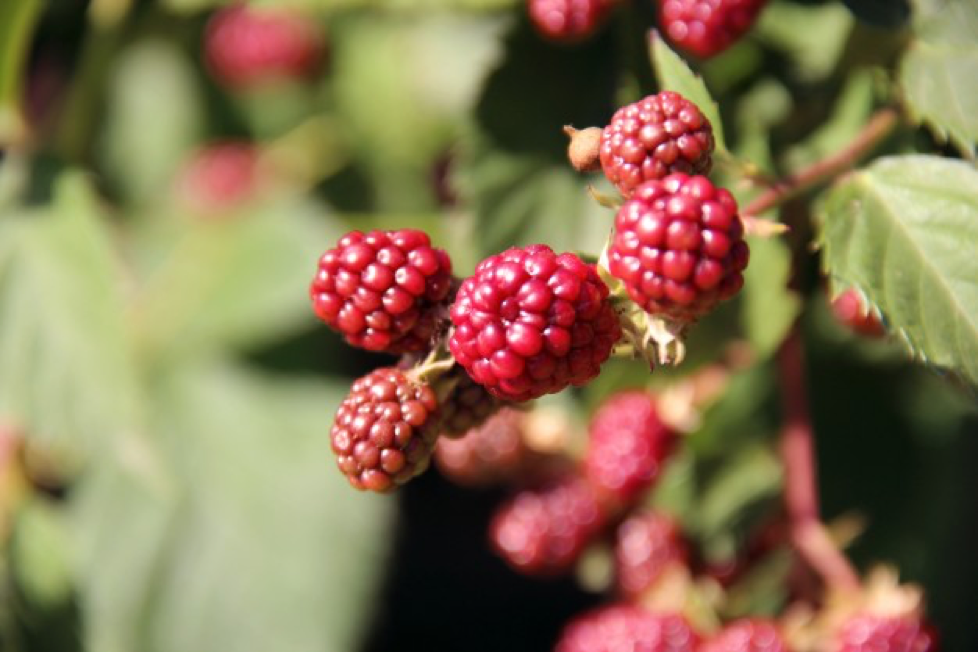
<box><xmin>204</xmin><ymin>3</ymin><xmax>324</xmax><ymax>88</ymax></box>
<box><xmin>330</xmin><ymin>367</ymin><xmax>440</xmax><ymax>492</ymax></box>
<box><xmin>439</xmin><ymin>370</ymin><xmax>503</xmax><ymax>438</ymax></box>
<box><xmin>658</xmin><ymin>0</ymin><xmax>768</xmax><ymax>59</ymax></box>
<box><xmin>434</xmin><ymin>408</ymin><xmax>538</xmax><ymax>487</ymax></box>
<box><xmin>615</xmin><ymin>510</ymin><xmax>687</xmax><ymax>598</ymax></box>
<box><xmin>449</xmin><ymin>245</ymin><xmax>621</xmax><ymax>402</ymax></box>
<box><xmin>700</xmin><ymin>619</ymin><xmax>790</xmax><ymax>652</ymax></box>
<box><xmin>555</xmin><ymin>605</ymin><xmax>699</xmax><ymax>652</ymax></box>
<box><xmin>599</xmin><ymin>92</ymin><xmax>714</xmax><ymax>198</ymax></box>
<box><xmin>490</xmin><ymin>473</ymin><xmax>604</xmax><ymax>575</ymax></box>
<box><xmin>585</xmin><ymin>392</ymin><xmax>678</xmax><ymax>506</ymax></box>
<box><xmin>528</xmin><ymin>0</ymin><xmax>612</xmax><ymax>43</ymax></box>
<box><xmin>607</xmin><ymin>174</ymin><xmax>749</xmax><ymax>322</ymax></box>
<box><xmin>310</xmin><ymin>230</ymin><xmax>453</xmax><ymax>353</ymax></box>
<box><xmin>176</xmin><ymin>142</ymin><xmax>259</xmax><ymax>214</ymax></box>
<box><xmin>831</xmin><ymin>289</ymin><xmax>885</xmax><ymax>338</ymax></box>
<box><xmin>835</xmin><ymin>615</ymin><xmax>935</xmax><ymax>652</ymax></box>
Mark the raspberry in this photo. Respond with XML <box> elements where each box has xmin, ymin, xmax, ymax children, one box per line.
<box><xmin>599</xmin><ymin>92</ymin><xmax>714</xmax><ymax>198</ymax></box>
<box><xmin>584</xmin><ymin>391</ymin><xmax>678</xmax><ymax>505</ymax></box>
<box><xmin>835</xmin><ymin>616</ymin><xmax>935</xmax><ymax>652</ymax></box>
<box><xmin>700</xmin><ymin>619</ymin><xmax>790</xmax><ymax>652</ymax></box>
<box><xmin>490</xmin><ymin>473</ymin><xmax>604</xmax><ymax>575</ymax></box>
<box><xmin>607</xmin><ymin>174</ymin><xmax>749</xmax><ymax>322</ymax></box>
<box><xmin>555</xmin><ymin>605</ymin><xmax>699</xmax><ymax>652</ymax></box>
<box><xmin>434</xmin><ymin>408</ymin><xmax>536</xmax><ymax>487</ymax></box>
<box><xmin>449</xmin><ymin>245</ymin><xmax>621</xmax><ymax>402</ymax></box>
<box><xmin>176</xmin><ymin>142</ymin><xmax>259</xmax><ymax>213</ymax></box>
<box><xmin>204</xmin><ymin>3</ymin><xmax>324</xmax><ymax>88</ymax></box>
<box><xmin>615</xmin><ymin>510</ymin><xmax>687</xmax><ymax>598</ymax></box>
<box><xmin>658</xmin><ymin>0</ymin><xmax>768</xmax><ymax>59</ymax></box>
<box><xmin>439</xmin><ymin>369</ymin><xmax>503</xmax><ymax>438</ymax></box>
<box><xmin>310</xmin><ymin>230</ymin><xmax>453</xmax><ymax>353</ymax></box>
<box><xmin>330</xmin><ymin>367</ymin><xmax>440</xmax><ymax>492</ymax></box>
<box><xmin>528</xmin><ymin>0</ymin><xmax>612</xmax><ymax>43</ymax></box>
<box><xmin>831</xmin><ymin>289</ymin><xmax>885</xmax><ymax>338</ymax></box>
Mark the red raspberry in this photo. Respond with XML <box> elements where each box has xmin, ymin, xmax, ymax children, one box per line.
<box><xmin>204</xmin><ymin>3</ymin><xmax>324</xmax><ymax>88</ymax></box>
<box><xmin>599</xmin><ymin>92</ymin><xmax>714</xmax><ymax>198</ymax></box>
<box><xmin>449</xmin><ymin>245</ymin><xmax>620</xmax><ymax>402</ymax></box>
<box><xmin>176</xmin><ymin>142</ymin><xmax>259</xmax><ymax>213</ymax></box>
<box><xmin>835</xmin><ymin>616</ymin><xmax>935</xmax><ymax>652</ymax></box>
<box><xmin>584</xmin><ymin>392</ymin><xmax>677</xmax><ymax>505</ymax></box>
<box><xmin>700</xmin><ymin>619</ymin><xmax>790</xmax><ymax>652</ymax></box>
<box><xmin>658</xmin><ymin>0</ymin><xmax>768</xmax><ymax>59</ymax></box>
<box><xmin>528</xmin><ymin>0</ymin><xmax>612</xmax><ymax>43</ymax></box>
<box><xmin>831</xmin><ymin>289</ymin><xmax>885</xmax><ymax>338</ymax></box>
<box><xmin>330</xmin><ymin>367</ymin><xmax>440</xmax><ymax>492</ymax></box>
<box><xmin>615</xmin><ymin>510</ymin><xmax>687</xmax><ymax>598</ymax></box>
<box><xmin>310</xmin><ymin>230</ymin><xmax>453</xmax><ymax>353</ymax></box>
<box><xmin>555</xmin><ymin>605</ymin><xmax>699</xmax><ymax>652</ymax></box>
<box><xmin>490</xmin><ymin>474</ymin><xmax>604</xmax><ymax>575</ymax></box>
<box><xmin>439</xmin><ymin>369</ymin><xmax>503</xmax><ymax>438</ymax></box>
<box><xmin>435</xmin><ymin>408</ymin><xmax>536</xmax><ymax>487</ymax></box>
<box><xmin>607</xmin><ymin>174</ymin><xmax>749</xmax><ymax>322</ymax></box>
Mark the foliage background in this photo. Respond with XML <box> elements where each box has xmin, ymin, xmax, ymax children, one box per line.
<box><xmin>0</xmin><ymin>0</ymin><xmax>976</xmax><ymax>651</ymax></box>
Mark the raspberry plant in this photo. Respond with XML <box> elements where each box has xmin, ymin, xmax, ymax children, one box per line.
<box><xmin>0</xmin><ymin>1</ymin><xmax>975</xmax><ymax>652</ymax></box>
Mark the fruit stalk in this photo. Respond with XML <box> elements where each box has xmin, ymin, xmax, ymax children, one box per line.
<box><xmin>742</xmin><ymin>107</ymin><xmax>899</xmax><ymax>218</ymax></box>
<box><xmin>777</xmin><ymin>326</ymin><xmax>860</xmax><ymax>591</ymax></box>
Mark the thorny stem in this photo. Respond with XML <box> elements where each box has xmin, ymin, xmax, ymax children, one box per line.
<box><xmin>742</xmin><ymin>107</ymin><xmax>900</xmax><ymax>218</ymax></box>
<box><xmin>777</xmin><ymin>326</ymin><xmax>861</xmax><ymax>592</ymax></box>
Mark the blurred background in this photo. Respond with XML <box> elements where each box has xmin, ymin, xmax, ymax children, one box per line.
<box><xmin>0</xmin><ymin>0</ymin><xmax>976</xmax><ymax>651</ymax></box>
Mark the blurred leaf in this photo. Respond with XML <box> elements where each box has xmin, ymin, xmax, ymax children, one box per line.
<box><xmin>10</xmin><ymin>498</ymin><xmax>73</xmax><ymax>608</ymax></box>
<box><xmin>649</xmin><ymin>31</ymin><xmax>728</xmax><ymax>153</ymax></box>
<box><xmin>167</xmin><ymin>0</ymin><xmax>519</xmax><ymax>13</ymax></box>
<box><xmin>99</xmin><ymin>40</ymin><xmax>205</xmax><ymax>204</ymax></box>
<box><xmin>816</xmin><ymin>155</ymin><xmax>978</xmax><ymax>387</ymax></box>
<box><xmin>130</xmin><ymin>195</ymin><xmax>340</xmax><ymax>360</ymax></box>
<box><xmin>899</xmin><ymin>0</ymin><xmax>978</xmax><ymax>159</ymax></box>
<box><xmin>73</xmin><ymin>363</ymin><xmax>393</xmax><ymax>652</ymax></box>
<box><xmin>694</xmin><ymin>443</ymin><xmax>782</xmax><ymax>541</ymax></box>
<box><xmin>755</xmin><ymin>1</ymin><xmax>854</xmax><ymax>81</ymax></box>
<box><xmin>841</xmin><ymin>0</ymin><xmax>911</xmax><ymax>27</ymax></box>
<box><xmin>689</xmin><ymin>362</ymin><xmax>777</xmax><ymax>456</ymax></box>
<box><xmin>0</xmin><ymin>174</ymin><xmax>140</xmax><ymax>456</ymax></box>
<box><xmin>0</xmin><ymin>0</ymin><xmax>42</xmax><ymax>144</ymax></box>
<box><xmin>721</xmin><ymin>548</ymin><xmax>792</xmax><ymax>618</ymax></box>
<box><xmin>786</xmin><ymin>68</ymin><xmax>875</xmax><ymax>170</ymax></box>
<box><xmin>740</xmin><ymin>236</ymin><xmax>800</xmax><ymax>359</ymax></box>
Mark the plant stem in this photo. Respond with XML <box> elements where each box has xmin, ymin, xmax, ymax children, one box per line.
<box><xmin>777</xmin><ymin>326</ymin><xmax>861</xmax><ymax>592</ymax></box>
<box><xmin>742</xmin><ymin>107</ymin><xmax>900</xmax><ymax>218</ymax></box>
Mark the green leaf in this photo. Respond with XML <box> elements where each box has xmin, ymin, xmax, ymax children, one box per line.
<box><xmin>0</xmin><ymin>174</ymin><xmax>140</xmax><ymax>456</ymax></box>
<box><xmin>898</xmin><ymin>0</ymin><xmax>978</xmax><ymax>158</ymax></box>
<box><xmin>649</xmin><ymin>31</ymin><xmax>728</xmax><ymax>153</ymax></box>
<box><xmin>99</xmin><ymin>40</ymin><xmax>204</xmax><ymax>204</ymax></box>
<box><xmin>816</xmin><ymin>155</ymin><xmax>978</xmax><ymax>387</ymax></box>
<box><xmin>129</xmin><ymin>195</ymin><xmax>341</xmax><ymax>360</ymax></box>
<box><xmin>73</xmin><ymin>363</ymin><xmax>393</xmax><ymax>652</ymax></box>
<box><xmin>0</xmin><ymin>0</ymin><xmax>42</xmax><ymax>144</ymax></box>
<box><xmin>695</xmin><ymin>443</ymin><xmax>782</xmax><ymax>541</ymax></box>
<box><xmin>10</xmin><ymin>498</ymin><xmax>73</xmax><ymax>608</ymax></box>
<box><xmin>740</xmin><ymin>236</ymin><xmax>801</xmax><ymax>359</ymax></box>
<box><xmin>754</xmin><ymin>1</ymin><xmax>854</xmax><ymax>82</ymax></box>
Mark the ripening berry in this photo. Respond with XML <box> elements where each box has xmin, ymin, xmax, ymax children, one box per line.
<box><xmin>176</xmin><ymin>142</ymin><xmax>259</xmax><ymax>213</ymax></box>
<box><xmin>449</xmin><ymin>245</ymin><xmax>621</xmax><ymax>402</ymax></box>
<box><xmin>528</xmin><ymin>0</ymin><xmax>613</xmax><ymax>43</ymax></box>
<box><xmin>555</xmin><ymin>605</ymin><xmax>699</xmax><ymax>652</ymax></box>
<box><xmin>434</xmin><ymin>408</ymin><xmax>538</xmax><ymax>487</ymax></box>
<box><xmin>831</xmin><ymin>289</ymin><xmax>885</xmax><ymax>338</ymax></box>
<box><xmin>700</xmin><ymin>619</ymin><xmax>791</xmax><ymax>652</ymax></box>
<box><xmin>658</xmin><ymin>0</ymin><xmax>768</xmax><ymax>59</ymax></box>
<box><xmin>614</xmin><ymin>510</ymin><xmax>687</xmax><ymax>598</ymax></box>
<box><xmin>835</xmin><ymin>615</ymin><xmax>936</xmax><ymax>652</ymax></box>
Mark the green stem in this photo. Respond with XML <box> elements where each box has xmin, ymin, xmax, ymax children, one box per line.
<box><xmin>0</xmin><ymin>0</ymin><xmax>44</xmax><ymax>147</ymax></box>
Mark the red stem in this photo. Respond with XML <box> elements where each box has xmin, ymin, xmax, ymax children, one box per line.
<box><xmin>777</xmin><ymin>327</ymin><xmax>861</xmax><ymax>592</ymax></box>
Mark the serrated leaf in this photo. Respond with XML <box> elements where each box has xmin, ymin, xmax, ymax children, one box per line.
<box><xmin>899</xmin><ymin>0</ymin><xmax>978</xmax><ymax>159</ymax></box>
<box><xmin>816</xmin><ymin>155</ymin><xmax>978</xmax><ymax>387</ymax></box>
<box><xmin>129</xmin><ymin>195</ymin><xmax>340</xmax><ymax>359</ymax></box>
<box><xmin>0</xmin><ymin>174</ymin><xmax>140</xmax><ymax>456</ymax></box>
<box><xmin>649</xmin><ymin>31</ymin><xmax>728</xmax><ymax>153</ymax></box>
<box><xmin>73</xmin><ymin>364</ymin><xmax>393</xmax><ymax>652</ymax></box>
<box><xmin>740</xmin><ymin>236</ymin><xmax>801</xmax><ymax>359</ymax></box>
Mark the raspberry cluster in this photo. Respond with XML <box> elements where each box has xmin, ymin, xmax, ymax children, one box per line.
<box><xmin>555</xmin><ymin>606</ymin><xmax>699</xmax><ymax>652</ymax></box>
<box><xmin>658</xmin><ymin>0</ymin><xmax>769</xmax><ymax>59</ymax></box>
<box><xmin>310</xmin><ymin>229</ymin><xmax>453</xmax><ymax>353</ymax></box>
<box><xmin>614</xmin><ymin>510</ymin><xmax>687</xmax><ymax>599</ymax></box>
<box><xmin>330</xmin><ymin>367</ymin><xmax>440</xmax><ymax>492</ymax></box>
<box><xmin>434</xmin><ymin>409</ymin><xmax>542</xmax><ymax>487</ymax></box>
<box><xmin>607</xmin><ymin>173</ymin><xmax>749</xmax><ymax>322</ymax></box>
<box><xmin>599</xmin><ymin>91</ymin><xmax>714</xmax><ymax>198</ymax></box>
<box><xmin>204</xmin><ymin>3</ymin><xmax>324</xmax><ymax>88</ymax></box>
<box><xmin>176</xmin><ymin>142</ymin><xmax>260</xmax><ymax>214</ymax></box>
<box><xmin>449</xmin><ymin>244</ymin><xmax>621</xmax><ymax>402</ymax></box>
<box><xmin>835</xmin><ymin>615</ymin><xmax>935</xmax><ymax>652</ymax></box>
<box><xmin>700</xmin><ymin>619</ymin><xmax>789</xmax><ymax>652</ymax></box>
<box><xmin>528</xmin><ymin>0</ymin><xmax>613</xmax><ymax>43</ymax></box>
